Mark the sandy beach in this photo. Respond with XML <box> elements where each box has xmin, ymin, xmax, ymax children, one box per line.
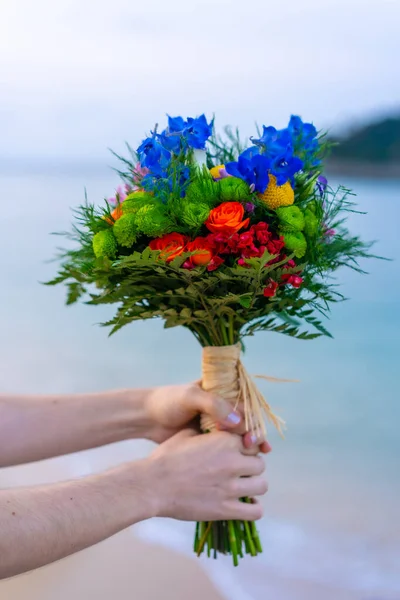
<box><xmin>0</xmin><ymin>532</ymin><xmax>224</xmax><ymax>600</ymax></box>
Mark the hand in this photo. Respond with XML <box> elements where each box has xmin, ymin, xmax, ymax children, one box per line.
<box><xmin>147</xmin><ymin>429</ymin><xmax>268</xmax><ymax>522</ymax></box>
<box><xmin>144</xmin><ymin>382</ymin><xmax>271</xmax><ymax>453</ymax></box>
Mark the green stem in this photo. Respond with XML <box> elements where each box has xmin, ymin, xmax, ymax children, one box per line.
<box><xmin>194</xmin><ymin>521</ymin><xmax>200</xmax><ymax>553</ymax></box>
<box><xmin>228</xmin><ymin>314</ymin><xmax>235</xmax><ymax>345</ymax></box>
<box><xmin>243</xmin><ymin>520</ymin><xmax>257</xmax><ymax>557</ymax></box>
<box><xmin>234</xmin><ymin>521</ymin><xmax>244</xmax><ymax>558</ymax></box>
<box><xmin>220</xmin><ymin>320</ymin><xmax>230</xmax><ymax>346</ymax></box>
<box><xmin>197</xmin><ymin>521</ymin><xmax>213</xmax><ymax>556</ymax></box>
<box><xmin>250</xmin><ymin>521</ymin><xmax>263</xmax><ymax>554</ymax></box>
<box><xmin>228</xmin><ymin>520</ymin><xmax>239</xmax><ymax>567</ymax></box>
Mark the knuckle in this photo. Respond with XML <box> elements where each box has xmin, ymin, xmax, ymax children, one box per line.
<box><xmin>227</xmin><ymin>478</ymin><xmax>241</xmax><ymax>497</ymax></box>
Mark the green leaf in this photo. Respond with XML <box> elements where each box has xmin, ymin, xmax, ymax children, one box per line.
<box><xmin>239</xmin><ymin>294</ymin><xmax>252</xmax><ymax>309</ymax></box>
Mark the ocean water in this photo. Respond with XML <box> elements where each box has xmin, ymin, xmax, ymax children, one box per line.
<box><xmin>1</xmin><ymin>170</ymin><xmax>399</xmax><ymax>599</ymax></box>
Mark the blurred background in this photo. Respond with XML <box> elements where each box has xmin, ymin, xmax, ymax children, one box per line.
<box><xmin>0</xmin><ymin>1</ymin><xmax>399</xmax><ymax>599</ymax></box>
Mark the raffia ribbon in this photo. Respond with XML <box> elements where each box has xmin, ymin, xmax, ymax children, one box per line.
<box><xmin>201</xmin><ymin>344</ymin><xmax>291</xmax><ymax>437</ymax></box>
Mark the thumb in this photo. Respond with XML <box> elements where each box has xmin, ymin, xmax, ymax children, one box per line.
<box><xmin>193</xmin><ymin>387</ymin><xmax>242</xmax><ymax>430</ymax></box>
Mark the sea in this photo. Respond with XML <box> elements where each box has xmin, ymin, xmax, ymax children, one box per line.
<box><xmin>0</xmin><ymin>168</ymin><xmax>399</xmax><ymax>599</ymax></box>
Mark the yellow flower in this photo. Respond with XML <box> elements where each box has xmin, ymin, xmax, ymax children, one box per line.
<box><xmin>209</xmin><ymin>164</ymin><xmax>225</xmax><ymax>179</ymax></box>
<box><xmin>258</xmin><ymin>175</ymin><xmax>294</xmax><ymax>209</ymax></box>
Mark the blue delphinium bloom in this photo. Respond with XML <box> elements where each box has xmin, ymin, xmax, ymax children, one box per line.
<box><xmin>250</xmin><ymin>125</ymin><xmax>303</xmax><ymax>185</ymax></box>
<box><xmin>288</xmin><ymin>115</ymin><xmax>319</xmax><ymax>162</ymax></box>
<box><xmin>288</xmin><ymin>115</ymin><xmax>317</xmax><ymax>144</ymax></box>
<box><xmin>183</xmin><ymin>114</ymin><xmax>213</xmax><ymax>149</ymax></box>
<box><xmin>156</xmin><ymin>114</ymin><xmax>213</xmax><ymax>154</ymax></box>
<box><xmin>167</xmin><ymin>115</ymin><xmax>186</xmax><ymax>133</ymax></box>
<box><xmin>226</xmin><ymin>149</ymin><xmax>271</xmax><ymax>193</ymax></box>
<box><xmin>141</xmin><ymin>162</ymin><xmax>190</xmax><ymax>198</ymax></box>
<box><xmin>270</xmin><ymin>149</ymin><xmax>304</xmax><ymax>185</ymax></box>
<box><xmin>251</xmin><ymin>125</ymin><xmax>279</xmax><ymax>148</ymax></box>
<box><xmin>157</xmin><ymin>129</ymin><xmax>182</xmax><ymax>154</ymax></box>
<box><xmin>137</xmin><ymin>137</ymin><xmax>171</xmax><ymax>176</ymax></box>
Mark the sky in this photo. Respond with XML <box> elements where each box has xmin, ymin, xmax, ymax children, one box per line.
<box><xmin>1</xmin><ymin>0</ymin><xmax>399</xmax><ymax>162</ymax></box>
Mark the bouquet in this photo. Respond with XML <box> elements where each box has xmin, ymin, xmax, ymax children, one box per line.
<box><xmin>47</xmin><ymin>113</ymin><xmax>377</xmax><ymax>565</ymax></box>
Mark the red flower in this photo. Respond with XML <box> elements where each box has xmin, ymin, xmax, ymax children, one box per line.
<box><xmin>250</xmin><ymin>222</ymin><xmax>271</xmax><ymax>245</ymax></box>
<box><xmin>207</xmin><ymin>232</ymin><xmax>231</xmax><ymax>254</ymax></box>
<box><xmin>281</xmin><ymin>274</ymin><xmax>304</xmax><ymax>288</ymax></box>
<box><xmin>263</xmin><ymin>280</ymin><xmax>279</xmax><ymax>298</ymax></box>
<box><xmin>266</xmin><ymin>236</ymin><xmax>285</xmax><ymax>255</ymax></box>
<box><xmin>149</xmin><ymin>232</ymin><xmax>188</xmax><ymax>262</ymax></box>
<box><xmin>237</xmin><ymin>231</ymin><xmax>255</xmax><ymax>248</ymax></box>
<box><xmin>187</xmin><ymin>237</ymin><xmax>214</xmax><ymax>267</ymax></box>
<box><xmin>241</xmin><ymin>244</ymin><xmax>262</xmax><ymax>259</ymax></box>
<box><xmin>289</xmin><ymin>275</ymin><xmax>303</xmax><ymax>288</ymax></box>
<box><xmin>285</xmin><ymin>259</ymin><xmax>296</xmax><ymax>269</ymax></box>
<box><xmin>207</xmin><ymin>256</ymin><xmax>224</xmax><ymax>271</ymax></box>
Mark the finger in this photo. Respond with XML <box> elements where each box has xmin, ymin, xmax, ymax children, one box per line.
<box><xmin>260</xmin><ymin>441</ymin><xmax>272</xmax><ymax>454</ymax></box>
<box><xmin>232</xmin><ymin>476</ymin><xmax>268</xmax><ymax>499</ymax></box>
<box><xmin>234</xmin><ymin>455</ymin><xmax>265</xmax><ymax>477</ymax></box>
<box><xmin>190</xmin><ymin>385</ymin><xmax>242</xmax><ymax>430</ymax></box>
<box><xmin>224</xmin><ymin>498</ymin><xmax>264</xmax><ymax>521</ymax></box>
<box><xmin>242</xmin><ymin>432</ymin><xmax>272</xmax><ymax>454</ymax></box>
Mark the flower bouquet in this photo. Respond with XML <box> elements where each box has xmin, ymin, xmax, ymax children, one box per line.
<box><xmin>47</xmin><ymin>113</ymin><xmax>376</xmax><ymax>565</ymax></box>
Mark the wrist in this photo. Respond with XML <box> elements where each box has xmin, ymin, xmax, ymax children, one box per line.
<box><xmin>106</xmin><ymin>458</ymin><xmax>160</xmax><ymax>525</ymax></box>
<box><xmin>105</xmin><ymin>388</ymin><xmax>155</xmax><ymax>442</ymax></box>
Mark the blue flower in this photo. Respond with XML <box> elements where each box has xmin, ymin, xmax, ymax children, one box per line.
<box><xmin>288</xmin><ymin>115</ymin><xmax>319</xmax><ymax>158</ymax></box>
<box><xmin>167</xmin><ymin>115</ymin><xmax>186</xmax><ymax>133</ymax></box>
<box><xmin>183</xmin><ymin>114</ymin><xmax>213</xmax><ymax>150</ymax></box>
<box><xmin>137</xmin><ymin>136</ymin><xmax>171</xmax><ymax>176</ymax></box>
<box><xmin>249</xmin><ymin>125</ymin><xmax>303</xmax><ymax>185</ymax></box>
<box><xmin>226</xmin><ymin>150</ymin><xmax>271</xmax><ymax>193</ymax></box>
<box><xmin>156</xmin><ymin>114</ymin><xmax>213</xmax><ymax>154</ymax></box>
<box><xmin>141</xmin><ymin>162</ymin><xmax>190</xmax><ymax>197</ymax></box>
<box><xmin>251</xmin><ymin>125</ymin><xmax>279</xmax><ymax>148</ymax></box>
<box><xmin>288</xmin><ymin>115</ymin><xmax>317</xmax><ymax>142</ymax></box>
<box><xmin>157</xmin><ymin>130</ymin><xmax>182</xmax><ymax>154</ymax></box>
<box><xmin>269</xmin><ymin>149</ymin><xmax>303</xmax><ymax>185</ymax></box>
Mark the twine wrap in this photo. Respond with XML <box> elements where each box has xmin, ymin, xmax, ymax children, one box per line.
<box><xmin>201</xmin><ymin>344</ymin><xmax>285</xmax><ymax>437</ymax></box>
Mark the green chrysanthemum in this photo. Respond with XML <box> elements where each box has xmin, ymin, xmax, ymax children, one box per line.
<box><xmin>122</xmin><ymin>192</ymin><xmax>155</xmax><ymax>215</ymax></box>
<box><xmin>304</xmin><ymin>209</ymin><xmax>319</xmax><ymax>238</ymax></box>
<box><xmin>306</xmin><ymin>200</ymin><xmax>317</xmax><ymax>214</ymax></box>
<box><xmin>92</xmin><ymin>229</ymin><xmax>118</xmax><ymax>258</ymax></box>
<box><xmin>185</xmin><ymin>180</ymin><xmax>219</xmax><ymax>207</ymax></box>
<box><xmin>281</xmin><ymin>230</ymin><xmax>307</xmax><ymax>258</ymax></box>
<box><xmin>180</xmin><ymin>202</ymin><xmax>210</xmax><ymax>230</ymax></box>
<box><xmin>135</xmin><ymin>205</ymin><xmax>174</xmax><ymax>237</ymax></box>
<box><xmin>219</xmin><ymin>177</ymin><xmax>251</xmax><ymax>202</ymax></box>
<box><xmin>275</xmin><ymin>206</ymin><xmax>305</xmax><ymax>232</ymax></box>
<box><xmin>113</xmin><ymin>214</ymin><xmax>138</xmax><ymax>248</ymax></box>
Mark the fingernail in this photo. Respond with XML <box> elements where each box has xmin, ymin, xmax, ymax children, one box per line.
<box><xmin>226</xmin><ymin>411</ymin><xmax>241</xmax><ymax>425</ymax></box>
<box><xmin>250</xmin><ymin>434</ymin><xmax>258</xmax><ymax>445</ymax></box>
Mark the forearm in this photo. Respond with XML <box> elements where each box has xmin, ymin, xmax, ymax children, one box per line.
<box><xmin>0</xmin><ymin>389</ymin><xmax>153</xmax><ymax>467</ymax></box>
<box><xmin>0</xmin><ymin>459</ymin><xmax>156</xmax><ymax>579</ymax></box>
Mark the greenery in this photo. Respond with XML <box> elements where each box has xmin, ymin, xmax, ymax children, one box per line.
<box><xmin>46</xmin><ymin>169</ymin><xmax>378</xmax><ymax>345</ymax></box>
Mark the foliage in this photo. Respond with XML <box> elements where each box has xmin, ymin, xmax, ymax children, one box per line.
<box><xmin>46</xmin><ymin>114</ymin><xmax>381</xmax><ymax>345</ymax></box>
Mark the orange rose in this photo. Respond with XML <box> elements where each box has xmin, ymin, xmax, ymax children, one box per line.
<box><xmin>187</xmin><ymin>237</ymin><xmax>213</xmax><ymax>266</ymax></box>
<box><xmin>205</xmin><ymin>201</ymin><xmax>250</xmax><ymax>234</ymax></box>
<box><xmin>149</xmin><ymin>232</ymin><xmax>188</xmax><ymax>262</ymax></box>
